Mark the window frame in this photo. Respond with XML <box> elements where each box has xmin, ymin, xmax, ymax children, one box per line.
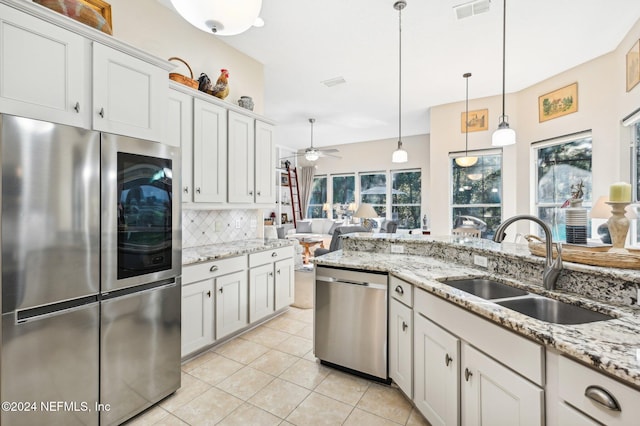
<box><xmin>391</xmin><ymin>168</ymin><xmax>422</xmax><ymax>230</ymax></box>
<box><xmin>307</xmin><ymin>175</ymin><xmax>328</xmax><ymax>218</ymax></box>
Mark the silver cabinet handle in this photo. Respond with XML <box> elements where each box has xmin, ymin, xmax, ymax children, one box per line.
<box><xmin>206</xmin><ymin>290</ymin><xmax>211</xmax><ymax>298</ymax></box>
<box><xmin>395</xmin><ymin>285</ymin><xmax>404</xmax><ymax>295</ymax></box>
<box><xmin>271</xmin><ymin>252</ymin><xmax>278</xmax><ymax>257</ymax></box>
<box><xmin>184</xmin><ymin>186</ymin><xmax>189</xmax><ymax>194</ymax></box>
<box><xmin>210</xmin><ymin>265</ymin><xmax>219</xmax><ymax>272</ymax></box>
<box><xmin>196</xmin><ymin>187</ymin><xmax>201</xmax><ymax>194</ymax></box>
<box><xmin>402</xmin><ymin>321</ymin><xmax>408</xmax><ymax>332</ymax></box>
<box><xmin>464</xmin><ymin>368</ymin><xmax>473</xmax><ymax>382</ymax></box>
<box><xmin>74</xmin><ymin>102</ymin><xmax>80</xmax><ymax>113</ymax></box>
<box><xmin>99</xmin><ymin>107</ymin><xmax>104</xmax><ymax>118</ymax></box>
<box><xmin>585</xmin><ymin>386</ymin><xmax>621</xmax><ymax>411</ymax></box>
<box><xmin>445</xmin><ymin>354</ymin><xmax>452</xmax><ymax>366</ymax></box>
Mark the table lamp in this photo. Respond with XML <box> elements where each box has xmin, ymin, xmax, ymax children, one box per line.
<box><xmin>353</xmin><ymin>203</ymin><xmax>378</xmax><ymax>231</ymax></box>
<box><xmin>322</xmin><ymin>202</ymin><xmax>330</xmax><ymax>218</ymax></box>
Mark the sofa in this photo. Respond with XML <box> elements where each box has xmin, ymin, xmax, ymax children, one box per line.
<box><xmin>285</xmin><ymin>218</ymin><xmax>344</xmax><ymax>253</ymax></box>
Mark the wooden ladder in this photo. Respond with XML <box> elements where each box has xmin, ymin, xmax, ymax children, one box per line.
<box><xmin>287</xmin><ymin>164</ymin><xmax>303</xmax><ymax>227</ymax></box>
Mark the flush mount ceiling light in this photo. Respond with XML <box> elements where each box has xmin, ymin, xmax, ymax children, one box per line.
<box><xmin>391</xmin><ymin>0</ymin><xmax>409</xmax><ymax>164</ymax></box>
<box><xmin>170</xmin><ymin>0</ymin><xmax>263</xmax><ymax>36</ymax></box>
<box><xmin>492</xmin><ymin>0</ymin><xmax>516</xmax><ymax>146</ymax></box>
<box><xmin>456</xmin><ymin>73</ymin><xmax>479</xmax><ymax>167</ymax></box>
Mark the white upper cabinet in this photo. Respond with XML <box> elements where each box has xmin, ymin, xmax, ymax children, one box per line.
<box><xmin>228</xmin><ymin>111</ymin><xmax>256</xmax><ymax>203</ymax></box>
<box><xmin>0</xmin><ymin>4</ymin><xmax>89</xmax><ymax>128</ymax></box>
<box><xmin>255</xmin><ymin>120</ymin><xmax>276</xmax><ymax>204</ymax></box>
<box><xmin>193</xmin><ymin>98</ymin><xmax>227</xmax><ymax>203</ymax></box>
<box><xmin>92</xmin><ymin>43</ymin><xmax>166</xmax><ymax>141</ymax></box>
<box><xmin>167</xmin><ymin>89</ymin><xmax>194</xmax><ymax>202</ymax></box>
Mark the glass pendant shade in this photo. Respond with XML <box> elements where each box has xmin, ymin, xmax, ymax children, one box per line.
<box><xmin>391</xmin><ymin>1</ymin><xmax>409</xmax><ymax>163</ymax></box>
<box><xmin>392</xmin><ymin>141</ymin><xmax>408</xmax><ymax>163</ymax></box>
<box><xmin>493</xmin><ymin>0</ymin><xmax>516</xmax><ymax>146</ymax></box>
<box><xmin>304</xmin><ymin>150</ymin><xmax>320</xmax><ymax>162</ymax></box>
<box><xmin>492</xmin><ymin>119</ymin><xmax>516</xmax><ymax>146</ymax></box>
<box><xmin>170</xmin><ymin>0</ymin><xmax>263</xmax><ymax>35</ymax></box>
<box><xmin>455</xmin><ymin>156</ymin><xmax>478</xmax><ymax>167</ymax></box>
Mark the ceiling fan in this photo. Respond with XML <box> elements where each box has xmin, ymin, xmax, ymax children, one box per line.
<box><xmin>286</xmin><ymin>118</ymin><xmax>340</xmax><ymax>162</ymax></box>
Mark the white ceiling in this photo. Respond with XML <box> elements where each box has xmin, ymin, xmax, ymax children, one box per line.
<box><xmin>162</xmin><ymin>1</ymin><xmax>640</xmax><ymax>150</ymax></box>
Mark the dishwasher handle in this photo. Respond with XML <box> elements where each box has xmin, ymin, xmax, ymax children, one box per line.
<box><xmin>316</xmin><ymin>275</ymin><xmax>387</xmax><ymax>290</ymax></box>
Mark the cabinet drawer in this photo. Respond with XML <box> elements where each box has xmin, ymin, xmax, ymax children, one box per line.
<box><xmin>415</xmin><ymin>288</ymin><xmax>544</xmax><ymax>386</ymax></box>
<box><xmin>183</xmin><ymin>256</ymin><xmax>247</xmax><ymax>284</ymax></box>
<box><xmin>390</xmin><ymin>275</ymin><xmax>413</xmax><ymax>307</ymax></box>
<box><xmin>558</xmin><ymin>356</ymin><xmax>640</xmax><ymax>425</ymax></box>
<box><xmin>249</xmin><ymin>246</ymin><xmax>293</xmax><ymax>267</ymax></box>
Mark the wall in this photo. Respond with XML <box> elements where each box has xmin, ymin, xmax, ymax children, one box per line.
<box><xmin>107</xmin><ymin>0</ymin><xmax>265</xmax><ymax>114</ymax></box>
<box><xmin>308</xmin><ymin>134</ymin><xmax>431</xmax><ymax>225</ymax></box>
<box><xmin>429</xmin><ymin>17</ymin><xmax>640</xmax><ymax>239</ymax></box>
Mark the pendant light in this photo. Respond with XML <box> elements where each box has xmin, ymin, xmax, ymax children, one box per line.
<box><xmin>170</xmin><ymin>0</ymin><xmax>263</xmax><ymax>36</ymax></box>
<box><xmin>391</xmin><ymin>0</ymin><xmax>409</xmax><ymax>163</ymax></box>
<box><xmin>456</xmin><ymin>73</ymin><xmax>478</xmax><ymax>167</ymax></box>
<box><xmin>491</xmin><ymin>0</ymin><xmax>516</xmax><ymax>146</ymax></box>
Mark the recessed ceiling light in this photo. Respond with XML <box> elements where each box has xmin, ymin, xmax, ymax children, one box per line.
<box><xmin>321</xmin><ymin>77</ymin><xmax>346</xmax><ymax>88</ymax></box>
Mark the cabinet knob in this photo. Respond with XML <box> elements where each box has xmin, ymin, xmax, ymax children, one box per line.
<box><xmin>464</xmin><ymin>368</ymin><xmax>473</xmax><ymax>382</ymax></box>
<box><xmin>249</xmin><ymin>191</ymin><xmax>254</xmax><ymax>196</ymax></box>
<box><xmin>196</xmin><ymin>187</ymin><xmax>201</xmax><ymax>194</ymax></box>
<box><xmin>277</xmin><ymin>269</ymin><xmax>281</xmax><ymax>275</ymax></box>
<box><xmin>219</xmin><ymin>287</ymin><xmax>223</xmax><ymax>294</ymax></box>
<box><xmin>395</xmin><ymin>285</ymin><xmax>404</xmax><ymax>295</ymax></box>
<box><xmin>206</xmin><ymin>290</ymin><xmax>211</xmax><ymax>298</ymax></box>
<box><xmin>269</xmin><ymin>272</ymin><xmax>274</xmax><ymax>277</ymax></box>
<box><xmin>584</xmin><ymin>386</ymin><xmax>621</xmax><ymax>411</ymax></box>
<box><xmin>183</xmin><ymin>186</ymin><xmax>189</xmax><ymax>194</ymax></box>
<box><xmin>74</xmin><ymin>102</ymin><xmax>80</xmax><ymax>113</ymax></box>
<box><xmin>210</xmin><ymin>265</ymin><xmax>219</xmax><ymax>272</ymax></box>
<box><xmin>445</xmin><ymin>354</ymin><xmax>452</xmax><ymax>366</ymax></box>
<box><xmin>98</xmin><ymin>107</ymin><xmax>104</xmax><ymax>118</ymax></box>
<box><xmin>402</xmin><ymin>321</ymin><xmax>408</xmax><ymax>332</ymax></box>
<box><xmin>257</xmin><ymin>191</ymin><xmax>261</xmax><ymax>196</ymax></box>
<box><xmin>271</xmin><ymin>252</ymin><xmax>278</xmax><ymax>257</ymax></box>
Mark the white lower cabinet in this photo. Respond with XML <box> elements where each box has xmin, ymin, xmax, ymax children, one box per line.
<box><xmin>461</xmin><ymin>343</ymin><xmax>543</xmax><ymax>426</ymax></box>
<box><xmin>249</xmin><ymin>263</ymin><xmax>274</xmax><ymax>323</ymax></box>
<box><xmin>181</xmin><ymin>279</ymin><xmax>214</xmax><ymax>356</ymax></box>
<box><xmin>216</xmin><ymin>270</ymin><xmax>248</xmax><ymax>339</ymax></box>
<box><xmin>249</xmin><ymin>246</ymin><xmax>295</xmax><ymax>320</ymax></box>
<box><xmin>274</xmin><ymin>257</ymin><xmax>295</xmax><ymax>310</ymax></box>
<box><xmin>389</xmin><ymin>297</ymin><xmax>413</xmax><ymax>399</ymax></box>
<box><xmin>413</xmin><ymin>312</ymin><xmax>459</xmax><ymax>426</ymax></box>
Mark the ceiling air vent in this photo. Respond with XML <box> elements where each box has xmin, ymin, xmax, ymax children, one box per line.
<box><xmin>454</xmin><ymin>0</ymin><xmax>491</xmax><ymax>20</ymax></box>
<box><xmin>321</xmin><ymin>76</ymin><xmax>346</xmax><ymax>88</ymax></box>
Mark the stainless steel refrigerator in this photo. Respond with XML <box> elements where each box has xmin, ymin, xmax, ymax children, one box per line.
<box><xmin>0</xmin><ymin>115</ymin><xmax>181</xmax><ymax>425</ymax></box>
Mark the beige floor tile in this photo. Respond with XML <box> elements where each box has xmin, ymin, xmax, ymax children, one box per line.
<box><xmin>302</xmin><ymin>349</ymin><xmax>317</xmax><ymax>362</ymax></box>
<box><xmin>282</xmin><ymin>307</ymin><xmax>314</xmax><ymax>324</ymax></box>
<box><xmin>343</xmin><ymin>408</ymin><xmax>403</xmax><ymax>426</ymax></box>
<box><xmin>277</xmin><ymin>335</ymin><xmax>313</xmax><ymax>357</ymax></box>
<box><xmin>215</xmin><ymin>366</ymin><xmax>275</xmax><ymax>400</ymax></box>
<box><xmin>214</xmin><ymin>337</ymin><xmax>270</xmax><ymax>364</ymax></box>
<box><xmin>240</xmin><ymin>325</ymin><xmax>291</xmax><ymax>348</ymax></box>
<box><xmin>249</xmin><ymin>378</ymin><xmax>311</xmax><ymax>419</ymax></box>
<box><xmin>279</xmin><ymin>358</ymin><xmax>331</xmax><ymax>390</ymax></box>
<box><xmin>181</xmin><ymin>350</ymin><xmax>216</xmax><ymax>373</ymax></box>
<box><xmin>172</xmin><ymin>387</ymin><xmax>243</xmax><ymax>426</ymax></box>
<box><xmin>124</xmin><ymin>404</ymin><xmax>170</xmax><ymax>425</ymax></box>
<box><xmin>285</xmin><ymin>392</ymin><xmax>353</xmax><ymax>425</ymax></box>
<box><xmin>153</xmin><ymin>414</ymin><xmax>190</xmax><ymax>426</ymax></box>
<box><xmin>217</xmin><ymin>402</ymin><xmax>281</xmax><ymax>426</ymax></box>
<box><xmin>189</xmin><ymin>353</ymin><xmax>244</xmax><ymax>386</ymax></box>
<box><xmin>356</xmin><ymin>384</ymin><xmax>413</xmax><ymax>425</ymax></box>
<box><xmin>314</xmin><ymin>370</ymin><xmax>370</xmax><ymax>406</ymax></box>
<box><xmin>159</xmin><ymin>372</ymin><xmax>211</xmax><ymax>413</ymax></box>
<box><xmin>263</xmin><ymin>315</ymin><xmax>307</xmax><ymax>334</ymax></box>
<box><xmin>249</xmin><ymin>349</ymin><xmax>299</xmax><ymax>376</ymax></box>
<box><xmin>295</xmin><ymin>324</ymin><xmax>314</xmax><ymax>340</ymax></box>
<box><xmin>407</xmin><ymin>407</ymin><xmax>432</xmax><ymax>426</ymax></box>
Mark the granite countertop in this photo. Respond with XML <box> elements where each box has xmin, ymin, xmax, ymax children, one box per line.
<box><xmin>315</xmin><ymin>249</ymin><xmax>640</xmax><ymax>389</ymax></box>
<box><xmin>182</xmin><ymin>238</ymin><xmax>294</xmax><ymax>265</ymax></box>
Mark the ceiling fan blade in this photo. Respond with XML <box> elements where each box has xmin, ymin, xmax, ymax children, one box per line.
<box><xmin>319</xmin><ymin>148</ymin><xmax>339</xmax><ymax>153</ymax></box>
<box><xmin>319</xmin><ymin>152</ymin><xmax>341</xmax><ymax>159</ymax></box>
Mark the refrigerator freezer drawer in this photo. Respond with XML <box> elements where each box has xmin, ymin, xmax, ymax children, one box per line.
<box><xmin>1</xmin><ymin>302</ymin><xmax>99</xmax><ymax>426</ymax></box>
<box><xmin>100</xmin><ymin>281</ymin><xmax>181</xmax><ymax>425</ymax></box>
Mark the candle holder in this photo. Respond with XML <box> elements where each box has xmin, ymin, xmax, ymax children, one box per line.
<box><xmin>606</xmin><ymin>202</ymin><xmax>630</xmax><ymax>253</ymax></box>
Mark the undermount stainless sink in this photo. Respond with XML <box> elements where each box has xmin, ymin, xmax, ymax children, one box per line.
<box><xmin>444</xmin><ymin>278</ymin><xmax>529</xmax><ymax>300</ymax></box>
<box><xmin>496</xmin><ymin>297</ymin><xmax>615</xmax><ymax>324</ymax></box>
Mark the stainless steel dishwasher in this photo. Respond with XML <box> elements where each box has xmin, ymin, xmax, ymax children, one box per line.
<box><xmin>314</xmin><ymin>266</ymin><xmax>389</xmax><ymax>382</ymax></box>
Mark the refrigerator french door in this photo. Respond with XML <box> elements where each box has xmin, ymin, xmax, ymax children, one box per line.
<box><xmin>1</xmin><ymin>115</ymin><xmax>101</xmax><ymax>425</ymax></box>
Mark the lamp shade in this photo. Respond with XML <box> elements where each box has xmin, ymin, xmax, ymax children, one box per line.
<box><xmin>322</xmin><ymin>203</ymin><xmax>331</xmax><ymax>211</ymax></box>
<box><xmin>455</xmin><ymin>156</ymin><xmax>478</xmax><ymax>167</ymax></box>
<box><xmin>170</xmin><ymin>0</ymin><xmax>263</xmax><ymax>35</ymax></box>
<box><xmin>590</xmin><ymin>196</ymin><xmax>637</xmax><ymax>219</ymax></box>
<box><xmin>392</xmin><ymin>141</ymin><xmax>408</xmax><ymax>163</ymax></box>
<box><xmin>347</xmin><ymin>202</ymin><xmax>357</xmax><ymax>212</ymax></box>
<box><xmin>353</xmin><ymin>203</ymin><xmax>378</xmax><ymax>219</ymax></box>
<box><xmin>491</xmin><ymin>121</ymin><xmax>516</xmax><ymax>146</ymax></box>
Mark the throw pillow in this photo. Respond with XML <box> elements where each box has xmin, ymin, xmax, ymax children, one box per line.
<box><xmin>327</xmin><ymin>221</ymin><xmax>341</xmax><ymax>235</ymax></box>
<box><xmin>296</xmin><ymin>221</ymin><xmax>312</xmax><ymax>233</ymax></box>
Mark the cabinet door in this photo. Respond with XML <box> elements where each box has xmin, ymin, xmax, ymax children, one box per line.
<box><xmin>461</xmin><ymin>343</ymin><xmax>543</xmax><ymax>426</ymax></box>
<box><xmin>167</xmin><ymin>89</ymin><xmax>193</xmax><ymax>202</ymax></box>
<box><xmin>557</xmin><ymin>402</ymin><xmax>600</xmax><ymax>426</ymax></box>
<box><xmin>228</xmin><ymin>111</ymin><xmax>255</xmax><ymax>203</ymax></box>
<box><xmin>0</xmin><ymin>4</ymin><xmax>89</xmax><ymax>128</ymax></box>
<box><xmin>389</xmin><ymin>299</ymin><xmax>413</xmax><ymax>399</ymax></box>
<box><xmin>255</xmin><ymin>120</ymin><xmax>275</xmax><ymax>204</ymax></box>
<box><xmin>92</xmin><ymin>43</ymin><xmax>166</xmax><ymax>141</ymax></box>
<box><xmin>413</xmin><ymin>313</ymin><xmax>459</xmax><ymax>426</ymax></box>
<box><xmin>249</xmin><ymin>264</ymin><xmax>274</xmax><ymax>322</ymax></box>
<box><xmin>193</xmin><ymin>98</ymin><xmax>227</xmax><ymax>202</ymax></box>
<box><xmin>274</xmin><ymin>257</ymin><xmax>294</xmax><ymax>310</ymax></box>
<box><xmin>181</xmin><ymin>279</ymin><xmax>214</xmax><ymax>357</ymax></box>
<box><xmin>216</xmin><ymin>270</ymin><xmax>248</xmax><ymax>339</ymax></box>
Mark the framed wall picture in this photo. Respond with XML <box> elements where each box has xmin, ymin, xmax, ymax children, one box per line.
<box><xmin>281</xmin><ymin>173</ymin><xmax>290</xmax><ymax>186</ymax></box>
<box><xmin>281</xmin><ymin>213</ymin><xmax>288</xmax><ymax>224</ymax></box>
<box><xmin>626</xmin><ymin>39</ymin><xmax>640</xmax><ymax>92</ymax></box>
<box><xmin>538</xmin><ymin>82</ymin><xmax>578</xmax><ymax>122</ymax></box>
<box><xmin>460</xmin><ymin>108</ymin><xmax>488</xmax><ymax>132</ymax></box>
<box><xmin>34</xmin><ymin>0</ymin><xmax>113</xmax><ymax>34</ymax></box>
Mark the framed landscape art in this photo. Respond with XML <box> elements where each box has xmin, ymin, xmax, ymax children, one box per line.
<box><xmin>626</xmin><ymin>39</ymin><xmax>640</xmax><ymax>92</ymax></box>
<box><xmin>538</xmin><ymin>83</ymin><xmax>578</xmax><ymax>122</ymax></box>
<box><xmin>460</xmin><ymin>108</ymin><xmax>488</xmax><ymax>132</ymax></box>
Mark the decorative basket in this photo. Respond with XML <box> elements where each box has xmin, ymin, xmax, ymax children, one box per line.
<box><xmin>525</xmin><ymin>234</ymin><xmax>640</xmax><ymax>269</ymax></box>
<box><xmin>168</xmin><ymin>57</ymin><xmax>199</xmax><ymax>89</ymax></box>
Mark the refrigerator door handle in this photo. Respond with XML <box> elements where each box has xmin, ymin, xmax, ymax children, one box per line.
<box><xmin>16</xmin><ymin>296</ymin><xmax>99</xmax><ymax>324</ymax></box>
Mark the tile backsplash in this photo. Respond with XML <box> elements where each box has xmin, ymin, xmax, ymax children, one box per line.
<box><xmin>182</xmin><ymin>209</ymin><xmax>263</xmax><ymax>248</ymax></box>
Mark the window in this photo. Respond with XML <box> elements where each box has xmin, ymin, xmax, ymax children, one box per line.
<box><xmin>360</xmin><ymin>172</ymin><xmax>387</xmax><ymax>217</ymax></box>
<box><xmin>391</xmin><ymin>170</ymin><xmax>421</xmax><ymax>229</ymax></box>
<box><xmin>534</xmin><ymin>134</ymin><xmax>592</xmax><ymax>241</ymax></box>
<box><xmin>332</xmin><ymin>174</ymin><xmax>355</xmax><ymax>219</ymax></box>
<box><xmin>307</xmin><ymin>176</ymin><xmax>327</xmax><ymax>218</ymax></box>
<box><xmin>451</xmin><ymin>152</ymin><xmax>502</xmax><ymax>238</ymax></box>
